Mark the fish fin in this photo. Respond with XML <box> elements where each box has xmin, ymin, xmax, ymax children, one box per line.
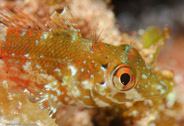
<box><xmin>91</xmin><ymin>24</ymin><xmax>104</xmax><ymax>50</ymax></box>
<box><xmin>50</xmin><ymin>7</ymin><xmax>81</xmax><ymax>34</ymax></box>
<box><xmin>48</xmin><ymin>106</ymin><xmax>57</xmax><ymax>117</ymax></box>
<box><xmin>26</xmin><ymin>82</ymin><xmax>58</xmax><ymax>118</ymax></box>
<box><xmin>29</xmin><ymin>80</ymin><xmax>66</xmax><ymax>117</ymax></box>
<box><xmin>90</xmin><ymin>23</ymin><xmax>104</xmax><ymax>43</ymax></box>
<box><xmin>39</xmin><ymin>98</ymin><xmax>50</xmax><ymax>110</ymax></box>
<box><xmin>0</xmin><ymin>8</ymin><xmax>46</xmax><ymax>30</ymax></box>
<box><xmin>0</xmin><ymin>7</ymin><xmax>81</xmax><ymax>34</ymax></box>
<box><xmin>29</xmin><ymin>93</ymin><xmax>57</xmax><ymax>117</ymax></box>
<box><xmin>27</xmin><ymin>83</ymin><xmax>58</xmax><ymax>117</ymax></box>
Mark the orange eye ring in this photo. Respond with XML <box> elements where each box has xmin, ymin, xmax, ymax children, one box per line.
<box><xmin>111</xmin><ymin>64</ymin><xmax>137</xmax><ymax>91</ymax></box>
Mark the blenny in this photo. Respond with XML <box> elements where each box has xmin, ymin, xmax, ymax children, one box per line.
<box><xmin>0</xmin><ymin>8</ymin><xmax>168</xmax><ymax>116</ymax></box>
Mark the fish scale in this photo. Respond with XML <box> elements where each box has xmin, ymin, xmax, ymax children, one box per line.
<box><xmin>0</xmin><ymin>7</ymin><xmax>168</xmax><ymax>117</ymax></box>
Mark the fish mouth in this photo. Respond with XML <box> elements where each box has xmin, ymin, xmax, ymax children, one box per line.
<box><xmin>135</xmin><ymin>80</ymin><xmax>168</xmax><ymax>100</ymax></box>
<box><xmin>144</xmin><ymin>86</ymin><xmax>168</xmax><ymax>99</ymax></box>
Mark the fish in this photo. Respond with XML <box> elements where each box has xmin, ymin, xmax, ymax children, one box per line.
<box><xmin>0</xmin><ymin>7</ymin><xmax>168</xmax><ymax>116</ymax></box>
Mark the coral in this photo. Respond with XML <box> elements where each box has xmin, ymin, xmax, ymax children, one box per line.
<box><xmin>0</xmin><ymin>85</ymin><xmax>57</xmax><ymax>126</ymax></box>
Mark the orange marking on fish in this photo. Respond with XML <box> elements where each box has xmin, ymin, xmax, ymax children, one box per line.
<box><xmin>99</xmin><ymin>45</ymin><xmax>105</xmax><ymax>50</ymax></box>
<box><xmin>77</xmin><ymin>60</ymin><xmax>82</xmax><ymax>65</ymax></box>
<box><xmin>21</xmin><ymin>56</ymin><xmax>27</xmax><ymax>64</ymax></box>
<box><xmin>14</xmin><ymin>28</ymin><xmax>21</xmax><ymax>36</ymax></box>
<box><xmin>7</xmin><ymin>27</ymin><xmax>13</xmax><ymax>34</ymax></box>
<box><xmin>27</xmin><ymin>30</ymin><xmax>34</xmax><ymax>37</ymax></box>
<box><xmin>38</xmin><ymin>32</ymin><xmax>42</xmax><ymax>37</ymax></box>
<box><xmin>84</xmin><ymin>73</ymin><xmax>90</xmax><ymax>78</ymax></box>
<box><xmin>0</xmin><ymin>7</ymin><xmax>168</xmax><ymax>116</ymax></box>
<box><xmin>88</xmin><ymin>63</ymin><xmax>92</xmax><ymax>69</ymax></box>
<box><xmin>129</xmin><ymin>49</ymin><xmax>135</xmax><ymax>55</ymax></box>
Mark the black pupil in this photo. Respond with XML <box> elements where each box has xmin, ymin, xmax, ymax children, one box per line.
<box><xmin>120</xmin><ymin>73</ymin><xmax>130</xmax><ymax>85</ymax></box>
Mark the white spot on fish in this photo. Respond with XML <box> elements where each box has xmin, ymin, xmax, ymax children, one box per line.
<box><xmin>82</xmin><ymin>80</ymin><xmax>93</xmax><ymax>90</ymax></box>
<box><xmin>93</xmin><ymin>97</ymin><xmax>110</xmax><ymax>107</ymax></box>
<box><xmin>23</xmin><ymin>62</ymin><xmax>31</xmax><ymax>70</ymax></box>
<box><xmin>44</xmin><ymin>81</ymin><xmax>58</xmax><ymax>90</ymax></box>
<box><xmin>54</xmin><ymin>68</ymin><xmax>61</xmax><ymax>72</ymax></box>
<box><xmin>81</xmin><ymin>68</ymin><xmax>84</xmax><ymax>72</ymax></box>
<box><xmin>157</xmin><ymin>85</ymin><xmax>163</xmax><ymax>90</ymax></box>
<box><xmin>56</xmin><ymin>90</ymin><xmax>62</xmax><ymax>96</ymax></box>
<box><xmin>51</xmin><ymin>87</ymin><xmax>57</xmax><ymax>91</ymax></box>
<box><xmin>142</xmin><ymin>74</ymin><xmax>147</xmax><ymax>79</ymax></box>
<box><xmin>105</xmin><ymin>94</ymin><xmax>125</xmax><ymax>104</ymax></box>
<box><xmin>156</xmin><ymin>85</ymin><xmax>166</xmax><ymax>94</ymax></box>
<box><xmin>24</xmin><ymin>54</ymin><xmax>29</xmax><ymax>57</ymax></box>
<box><xmin>68</xmin><ymin>65</ymin><xmax>77</xmax><ymax>76</ymax></box>
<box><xmin>50</xmin><ymin>94</ymin><xmax>58</xmax><ymax>102</ymax></box>
<box><xmin>90</xmin><ymin>75</ymin><xmax>94</xmax><ymax>78</ymax></box>
<box><xmin>131</xmin><ymin>110</ymin><xmax>138</xmax><ymax>116</ymax></box>
<box><xmin>57</xmin><ymin>102</ymin><xmax>63</xmax><ymax>105</ymax></box>
<box><xmin>160</xmin><ymin>89</ymin><xmax>166</xmax><ymax>94</ymax></box>
<box><xmin>20</xmin><ymin>31</ymin><xmax>26</xmax><ymax>36</ymax></box>
<box><xmin>124</xmin><ymin>88</ymin><xmax>144</xmax><ymax>101</ymax></box>
<box><xmin>84</xmin><ymin>96</ymin><xmax>90</xmax><ymax>98</ymax></box>
<box><xmin>35</xmin><ymin>40</ymin><xmax>38</xmax><ymax>45</ymax></box>
<box><xmin>100</xmin><ymin>66</ymin><xmax>106</xmax><ymax>71</ymax></box>
<box><xmin>72</xmin><ymin>86</ymin><xmax>81</xmax><ymax>97</ymax></box>
<box><xmin>43</xmin><ymin>33</ymin><xmax>48</xmax><ymax>39</ymax></box>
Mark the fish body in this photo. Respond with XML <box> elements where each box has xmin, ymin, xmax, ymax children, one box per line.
<box><xmin>0</xmin><ymin>8</ymin><xmax>168</xmax><ymax>115</ymax></box>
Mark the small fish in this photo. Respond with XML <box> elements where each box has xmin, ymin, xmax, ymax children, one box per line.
<box><xmin>0</xmin><ymin>8</ymin><xmax>168</xmax><ymax>116</ymax></box>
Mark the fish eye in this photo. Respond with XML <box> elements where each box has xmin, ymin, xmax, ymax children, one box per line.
<box><xmin>120</xmin><ymin>73</ymin><xmax>130</xmax><ymax>85</ymax></box>
<box><xmin>111</xmin><ymin>64</ymin><xmax>137</xmax><ymax>91</ymax></box>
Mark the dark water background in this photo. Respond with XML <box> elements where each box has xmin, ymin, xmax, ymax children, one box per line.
<box><xmin>112</xmin><ymin>0</ymin><xmax>184</xmax><ymax>34</ymax></box>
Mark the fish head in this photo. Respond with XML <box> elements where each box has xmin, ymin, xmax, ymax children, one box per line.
<box><xmin>91</xmin><ymin>44</ymin><xmax>168</xmax><ymax>106</ymax></box>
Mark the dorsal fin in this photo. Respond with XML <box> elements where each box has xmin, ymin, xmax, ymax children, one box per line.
<box><xmin>49</xmin><ymin>7</ymin><xmax>81</xmax><ymax>35</ymax></box>
<box><xmin>90</xmin><ymin>23</ymin><xmax>104</xmax><ymax>43</ymax></box>
<box><xmin>0</xmin><ymin>7</ymin><xmax>81</xmax><ymax>35</ymax></box>
<box><xmin>0</xmin><ymin>8</ymin><xmax>45</xmax><ymax>30</ymax></box>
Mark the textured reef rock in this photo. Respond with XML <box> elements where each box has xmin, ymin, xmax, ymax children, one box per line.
<box><xmin>0</xmin><ymin>0</ymin><xmax>184</xmax><ymax>126</ymax></box>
